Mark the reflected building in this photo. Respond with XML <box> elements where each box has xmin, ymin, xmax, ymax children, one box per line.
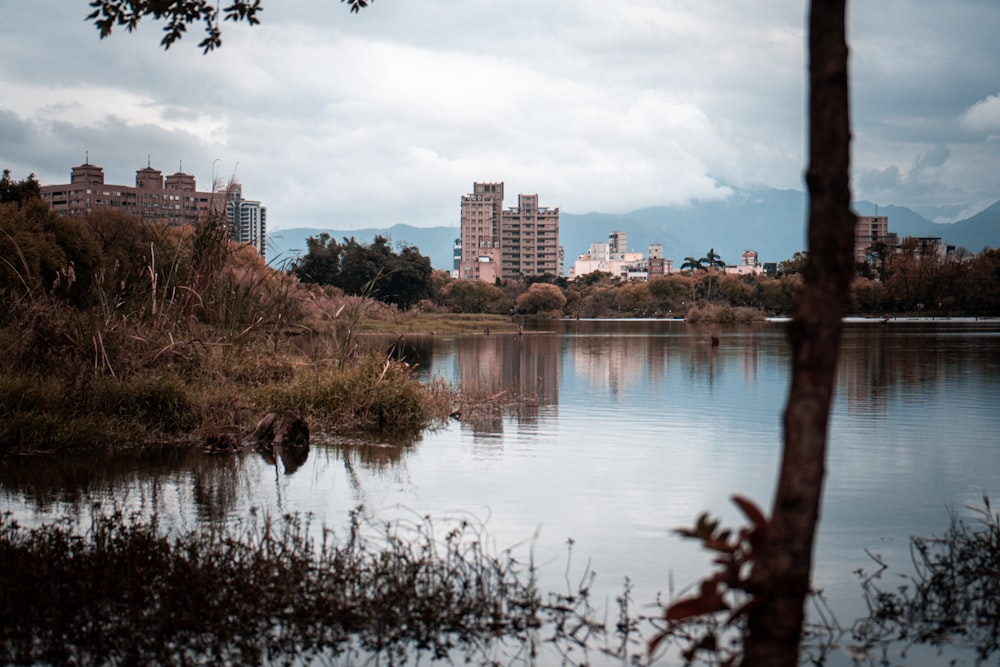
<box><xmin>571</xmin><ymin>333</ymin><xmax>674</xmax><ymax>396</ymax></box>
<box><xmin>454</xmin><ymin>334</ymin><xmax>561</xmax><ymax>439</ymax></box>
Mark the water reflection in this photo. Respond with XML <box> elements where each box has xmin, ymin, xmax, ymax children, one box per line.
<box><xmin>0</xmin><ymin>446</ymin><xmax>248</xmax><ymax>526</ymax></box>
<box><xmin>1</xmin><ymin>318</ymin><xmax>998</xmax><ymax>667</ymax></box>
<box><xmin>839</xmin><ymin>321</ymin><xmax>1000</xmax><ymax>417</ymax></box>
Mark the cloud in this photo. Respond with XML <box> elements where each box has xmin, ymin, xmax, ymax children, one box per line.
<box><xmin>912</xmin><ymin>144</ymin><xmax>950</xmax><ymax>171</ymax></box>
<box><xmin>2</xmin><ymin>0</ymin><xmax>999</xmax><ymax>231</ymax></box>
<box><xmin>960</xmin><ymin>93</ymin><xmax>1000</xmax><ymax>135</ymax></box>
<box><xmin>858</xmin><ymin>165</ymin><xmax>902</xmax><ymax>191</ymax></box>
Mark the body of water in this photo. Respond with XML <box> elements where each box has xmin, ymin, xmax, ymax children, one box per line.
<box><xmin>3</xmin><ymin>318</ymin><xmax>999</xmax><ymax>665</ymax></box>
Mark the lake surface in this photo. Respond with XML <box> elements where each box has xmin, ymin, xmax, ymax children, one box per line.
<box><xmin>3</xmin><ymin>318</ymin><xmax>999</xmax><ymax>665</ymax></box>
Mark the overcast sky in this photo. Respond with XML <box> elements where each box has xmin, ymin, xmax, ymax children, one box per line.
<box><xmin>2</xmin><ymin>1</ymin><xmax>999</xmax><ymax>231</ymax></box>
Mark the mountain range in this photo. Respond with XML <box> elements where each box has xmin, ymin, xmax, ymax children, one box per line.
<box><xmin>265</xmin><ymin>188</ymin><xmax>1000</xmax><ymax>272</ymax></box>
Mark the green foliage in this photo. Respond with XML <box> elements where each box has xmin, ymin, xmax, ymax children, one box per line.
<box><xmin>575</xmin><ymin>270</ymin><xmax>615</xmax><ymax>287</ymax></box>
<box><xmin>258</xmin><ymin>352</ymin><xmax>453</xmax><ymax>435</ymax></box>
<box><xmin>0</xmin><ymin>169</ymin><xmax>41</xmax><ymax>206</ymax></box>
<box><xmin>850</xmin><ymin>277</ymin><xmax>888</xmax><ymax>312</ymax></box>
<box><xmin>0</xmin><ymin>371</ymin><xmax>198</xmax><ymax>452</ymax></box>
<box><xmin>293</xmin><ymin>232</ymin><xmax>341</xmax><ymax>285</ymax></box>
<box><xmin>86</xmin><ymin>0</ymin><xmax>372</xmax><ymax>53</ymax></box>
<box><xmin>0</xmin><ymin>199</ymin><xmax>102</xmax><ymax>306</ymax></box>
<box><xmin>0</xmin><ymin>199</ymin><xmax>452</xmax><ymax>449</ymax></box>
<box><xmin>681</xmin><ymin>256</ymin><xmax>705</xmax><ymax>273</ymax></box>
<box><xmin>292</xmin><ymin>234</ymin><xmax>432</xmax><ymax>310</ymax></box>
<box><xmin>437</xmin><ymin>279</ymin><xmax>506</xmax><ymax>313</ymax></box>
<box><xmin>514</xmin><ymin>282</ymin><xmax>567</xmax><ymax>315</ymax></box>
<box><xmin>777</xmin><ymin>250</ymin><xmax>808</xmax><ymax>275</ymax></box>
<box><xmin>614</xmin><ymin>281</ymin><xmax>653</xmax><ymax>315</ymax></box>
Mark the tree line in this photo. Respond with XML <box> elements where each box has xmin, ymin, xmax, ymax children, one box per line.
<box><xmin>5</xmin><ymin>167</ymin><xmax>996</xmax><ymax>323</ymax></box>
<box><xmin>289</xmin><ymin>230</ymin><xmax>1000</xmax><ymax>318</ymax></box>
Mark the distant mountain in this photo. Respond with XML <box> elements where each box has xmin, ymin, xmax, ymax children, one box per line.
<box><xmin>933</xmin><ymin>200</ymin><xmax>1000</xmax><ymax>252</ymax></box>
<box><xmin>267</xmin><ymin>189</ymin><xmax>1000</xmax><ymax>273</ymax></box>
<box><xmin>266</xmin><ymin>224</ymin><xmax>460</xmax><ymax>271</ymax></box>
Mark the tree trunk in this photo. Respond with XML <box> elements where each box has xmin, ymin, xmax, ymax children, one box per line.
<box><xmin>741</xmin><ymin>1</ymin><xmax>856</xmax><ymax>665</ymax></box>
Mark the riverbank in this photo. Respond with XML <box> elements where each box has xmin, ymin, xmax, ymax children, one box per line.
<box><xmin>0</xmin><ymin>306</ymin><xmax>534</xmax><ymax>455</ymax></box>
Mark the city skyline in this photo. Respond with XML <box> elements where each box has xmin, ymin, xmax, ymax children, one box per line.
<box><xmin>39</xmin><ymin>160</ymin><xmax>268</xmax><ymax>260</ymax></box>
<box><xmin>2</xmin><ymin>2</ymin><xmax>999</xmax><ymax>233</ymax></box>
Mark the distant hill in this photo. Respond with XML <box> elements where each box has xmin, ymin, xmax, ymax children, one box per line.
<box><xmin>267</xmin><ymin>189</ymin><xmax>1000</xmax><ymax>272</ymax></box>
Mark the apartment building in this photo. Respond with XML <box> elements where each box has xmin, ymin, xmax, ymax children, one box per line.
<box><xmin>458</xmin><ymin>182</ymin><xmax>560</xmax><ymax>282</ymax></box>
<box><xmin>40</xmin><ymin>161</ymin><xmax>267</xmax><ymax>260</ymax></box>
<box><xmin>854</xmin><ymin>215</ymin><xmax>897</xmax><ymax>264</ymax></box>
<box><xmin>225</xmin><ymin>184</ymin><xmax>267</xmax><ymax>259</ymax></box>
<box><xmin>724</xmin><ymin>249</ymin><xmax>765</xmax><ymax>276</ymax></box>
<box><xmin>568</xmin><ymin>231</ymin><xmax>670</xmax><ymax>281</ymax></box>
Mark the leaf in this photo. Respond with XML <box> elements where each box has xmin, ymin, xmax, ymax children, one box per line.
<box><xmin>665</xmin><ymin>579</ymin><xmax>729</xmax><ymax>620</ymax></box>
<box><xmin>731</xmin><ymin>495</ymin><xmax>767</xmax><ymax>532</ymax></box>
<box><xmin>648</xmin><ymin>630</ymin><xmax>669</xmax><ymax>657</ymax></box>
<box><xmin>703</xmin><ymin>536</ymin><xmax>736</xmax><ymax>554</ymax></box>
<box><xmin>732</xmin><ymin>494</ymin><xmax>768</xmax><ymax>553</ymax></box>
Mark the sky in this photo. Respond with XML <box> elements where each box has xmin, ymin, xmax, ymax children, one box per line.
<box><xmin>2</xmin><ymin>0</ymin><xmax>999</xmax><ymax>232</ymax></box>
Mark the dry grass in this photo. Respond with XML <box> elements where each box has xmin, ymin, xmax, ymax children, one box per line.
<box><xmin>684</xmin><ymin>303</ymin><xmax>766</xmax><ymax>324</ymax></box>
<box><xmin>0</xmin><ymin>507</ymin><xmax>622</xmax><ymax>666</ymax></box>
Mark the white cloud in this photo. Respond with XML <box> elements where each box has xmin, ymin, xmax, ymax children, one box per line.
<box><xmin>1</xmin><ymin>0</ymin><xmax>999</xmax><ymax>230</ymax></box>
<box><xmin>960</xmin><ymin>93</ymin><xmax>1000</xmax><ymax>134</ymax></box>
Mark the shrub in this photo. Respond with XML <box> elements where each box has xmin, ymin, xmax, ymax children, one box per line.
<box><xmin>258</xmin><ymin>352</ymin><xmax>453</xmax><ymax>435</ymax></box>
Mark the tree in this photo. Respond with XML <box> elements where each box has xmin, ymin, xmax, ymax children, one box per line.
<box><xmin>81</xmin><ymin>2</ymin><xmax>862</xmax><ymax>663</ymax></box>
<box><xmin>777</xmin><ymin>250</ymin><xmax>808</xmax><ymax>276</ymax></box>
<box><xmin>86</xmin><ymin>0</ymin><xmax>372</xmax><ymax>52</ymax></box>
<box><xmin>680</xmin><ymin>255</ymin><xmax>706</xmax><ymax>274</ymax></box>
<box><xmin>648</xmin><ymin>274</ymin><xmax>691</xmax><ymax>312</ymax></box>
<box><xmin>0</xmin><ymin>170</ymin><xmax>41</xmax><ymax>206</ymax></box>
<box><xmin>700</xmin><ymin>248</ymin><xmax>726</xmax><ymax>273</ymax></box>
<box><xmin>292</xmin><ymin>234</ymin><xmax>431</xmax><ymax>310</ymax></box>
<box><xmin>292</xmin><ymin>233</ymin><xmax>342</xmax><ymax>286</ymax></box>
<box><xmin>0</xmin><ymin>198</ymin><xmax>103</xmax><ymax>307</ymax></box>
<box><xmin>682</xmin><ymin>248</ymin><xmax>726</xmax><ymax>301</ymax></box>
<box><xmin>514</xmin><ymin>282</ymin><xmax>566</xmax><ymax>315</ymax></box>
<box><xmin>382</xmin><ymin>244</ymin><xmax>432</xmax><ymax>309</ymax></box>
<box><xmin>741</xmin><ymin>2</ymin><xmax>856</xmax><ymax>665</ymax></box>
<box><xmin>438</xmin><ymin>280</ymin><xmax>505</xmax><ymax>314</ymax></box>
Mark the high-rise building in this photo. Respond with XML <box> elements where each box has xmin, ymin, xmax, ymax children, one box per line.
<box><xmin>854</xmin><ymin>215</ymin><xmax>896</xmax><ymax>264</ymax></box>
<box><xmin>608</xmin><ymin>231</ymin><xmax>627</xmax><ymax>261</ymax></box>
<box><xmin>39</xmin><ymin>160</ymin><xmax>267</xmax><ymax>260</ymax></box>
<box><xmin>458</xmin><ymin>182</ymin><xmax>560</xmax><ymax>282</ymax></box>
<box><xmin>225</xmin><ymin>184</ymin><xmax>267</xmax><ymax>260</ymax></box>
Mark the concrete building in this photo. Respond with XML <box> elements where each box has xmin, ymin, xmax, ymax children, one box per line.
<box><xmin>458</xmin><ymin>182</ymin><xmax>560</xmax><ymax>282</ymax></box>
<box><xmin>568</xmin><ymin>232</ymin><xmax>670</xmax><ymax>281</ymax></box>
<box><xmin>724</xmin><ymin>249</ymin><xmax>765</xmax><ymax>275</ymax></box>
<box><xmin>225</xmin><ymin>184</ymin><xmax>267</xmax><ymax>260</ymax></box>
<box><xmin>647</xmin><ymin>244</ymin><xmax>668</xmax><ymax>278</ymax></box>
<box><xmin>40</xmin><ymin>160</ymin><xmax>267</xmax><ymax>260</ymax></box>
<box><xmin>854</xmin><ymin>215</ymin><xmax>897</xmax><ymax>264</ymax></box>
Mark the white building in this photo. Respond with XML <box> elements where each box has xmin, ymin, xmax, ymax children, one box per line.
<box><xmin>724</xmin><ymin>249</ymin><xmax>765</xmax><ymax>276</ymax></box>
<box><xmin>226</xmin><ymin>184</ymin><xmax>267</xmax><ymax>260</ymax></box>
<box><xmin>569</xmin><ymin>231</ymin><xmax>668</xmax><ymax>281</ymax></box>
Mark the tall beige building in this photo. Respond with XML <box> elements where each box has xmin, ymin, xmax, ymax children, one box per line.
<box><xmin>40</xmin><ymin>161</ymin><xmax>267</xmax><ymax>260</ymax></box>
<box><xmin>458</xmin><ymin>182</ymin><xmax>560</xmax><ymax>282</ymax></box>
<box><xmin>854</xmin><ymin>215</ymin><xmax>896</xmax><ymax>264</ymax></box>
